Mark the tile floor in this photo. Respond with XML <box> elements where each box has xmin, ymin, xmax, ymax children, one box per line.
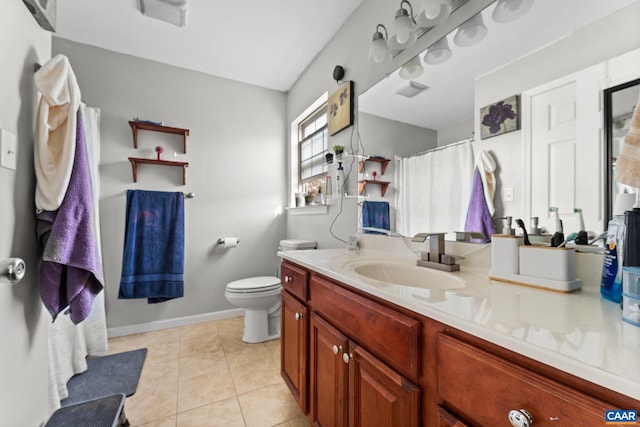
<box><xmin>105</xmin><ymin>316</ymin><xmax>309</xmax><ymax>427</ymax></box>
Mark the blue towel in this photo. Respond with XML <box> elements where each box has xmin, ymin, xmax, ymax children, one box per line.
<box><xmin>119</xmin><ymin>190</ymin><xmax>184</xmax><ymax>303</ymax></box>
<box><xmin>362</xmin><ymin>201</ymin><xmax>390</xmax><ymax>234</ymax></box>
<box><xmin>464</xmin><ymin>168</ymin><xmax>496</xmax><ymax>243</ymax></box>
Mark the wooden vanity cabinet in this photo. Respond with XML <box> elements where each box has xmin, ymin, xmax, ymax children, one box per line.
<box><xmin>309</xmin><ymin>298</ymin><xmax>420</xmax><ymax>427</ymax></box>
<box><xmin>281</xmin><ymin>260</ymin><xmax>639</xmax><ymax>427</ymax></box>
<box><xmin>436</xmin><ymin>333</ymin><xmax>614</xmax><ymax>426</ymax></box>
<box><xmin>280</xmin><ymin>262</ymin><xmax>310</xmax><ymax>413</ymax></box>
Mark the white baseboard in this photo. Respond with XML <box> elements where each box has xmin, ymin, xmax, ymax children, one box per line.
<box><xmin>107</xmin><ymin>308</ymin><xmax>244</xmax><ymax>338</ymax></box>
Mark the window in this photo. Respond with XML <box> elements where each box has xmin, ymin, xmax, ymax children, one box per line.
<box><xmin>299</xmin><ymin>104</ymin><xmax>328</xmax><ymax>185</ymax></box>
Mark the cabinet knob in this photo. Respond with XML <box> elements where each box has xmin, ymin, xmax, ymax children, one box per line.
<box><xmin>342</xmin><ymin>352</ymin><xmax>352</xmax><ymax>364</ymax></box>
<box><xmin>295</xmin><ymin>312</ymin><xmax>302</xmax><ymax>320</ymax></box>
<box><xmin>284</xmin><ymin>276</ymin><xmax>292</xmax><ymax>283</ymax></box>
<box><xmin>508</xmin><ymin>409</ymin><xmax>533</xmax><ymax>427</ymax></box>
<box><xmin>332</xmin><ymin>345</ymin><xmax>343</xmax><ymax>355</ymax></box>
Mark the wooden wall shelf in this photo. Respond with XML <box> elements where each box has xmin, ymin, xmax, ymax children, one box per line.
<box><xmin>129</xmin><ymin>121</ymin><xmax>189</xmax><ymax>153</ymax></box>
<box><xmin>359</xmin><ymin>157</ymin><xmax>390</xmax><ymax>175</ymax></box>
<box><xmin>359</xmin><ymin>180</ymin><xmax>390</xmax><ymax>197</ymax></box>
<box><xmin>128</xmin><ymin>157</ymin><xmax>189</xmax><ymax>185</ymax></box>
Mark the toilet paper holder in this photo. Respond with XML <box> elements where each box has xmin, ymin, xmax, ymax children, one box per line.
<box><xmin>217</xmin><ymin>237</ymin><xmax>240</xmax><ymax>245</ymax></box>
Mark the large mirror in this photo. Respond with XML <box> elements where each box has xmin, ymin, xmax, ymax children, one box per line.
<box><xmin>358</xmin><ymin>0</ymin><xmax>640</xmax><ymax>240</ymax></box>
<box><xmin>605</xmin><ymin>78</ymin><xmax>640</xmax><ymax>226</ymax></box>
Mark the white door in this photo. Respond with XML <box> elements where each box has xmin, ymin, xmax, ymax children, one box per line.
<box><xmin>527</xmin><ymin>67</ymin><xmax>604</xmax><ymax>236</ymax></box>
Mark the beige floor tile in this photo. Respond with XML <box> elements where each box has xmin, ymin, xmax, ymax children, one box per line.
<box><xmin>180</xmin><ymin>321</ymin><xmax>220</xmax><ymax>340</ymax></box>
<box><xmin>139</xmin><ymin>357</ymin><xmax>180</xmax><ymax>389</ymax></box>
<box><xmin>146</xmin><ymin>341</ymin><xmax>181</xmax><ymax>364</ymax></box>
<box><xmin>238</xmin><ymin>382</ymin><xmax>303</xmax><ymax>427</ymax></box>
<box><xmin>136</xmin><ymin>415</ymin><xmax>177</xmax><ymax>427</ymax></box>
<box><xmin>177</xmin><ymin>368</ymin><xmax>237</xmax><ymax>412</ymax></box>
<box><xmin>126</xmin><ymin>382</ymin><xmax>178</xmax><ymax>426</ymax></box>
<box><xmin>177</xmin><ymin>396</ymin><xmax>245</xmax><ymax>427</ymax></box>
<box><xmin>107</xmin><ymin>333</ymin><xmax>149</xmax><ymax>355</ymax></box>
<box><xmin>274</xmin><ymin>416</ymin><xmax>310</xmax><ymax>427</ymax></box>
<box><xmin>230</xmin><ymin>357</ymin><xmax>282</xmax><ymax>395</ymax></box>
<box><xmin>179</xmin><ymin>349</ymin><xmax>228</xmax><ymax>378</ymax></box>
<box><xmin>180</xmin><ymin>334</ymin><xmax>223</xmax><ymax>358</ymax></box>
<box><xmin>265</xmin><ymin>339</ymin><xmax>281</xmax><ymax>363</ymax></box>
<box><xmin>223</xmin><ymin>341</ymin><xmax>271</xmax><ymax>369</ymax></box>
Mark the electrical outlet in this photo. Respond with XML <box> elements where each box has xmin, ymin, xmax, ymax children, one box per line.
<box><xmin>0</xmin><ymin>129</ymin><xmax>17</xmax><ymax>170</ymax></box>
<box><xmin>503</xmin><ymin>187</ymin><xmax>514</xmax><ymax>202</ymax></box>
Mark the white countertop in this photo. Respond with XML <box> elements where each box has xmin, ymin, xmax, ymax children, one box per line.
<box><xmin>279</xmin><ymin>243</ymin><xmax>640</xmax><ymax>401</ymax></box>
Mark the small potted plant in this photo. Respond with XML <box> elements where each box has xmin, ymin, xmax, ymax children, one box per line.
<box><xmin>333</xmin><ymin>145</ymin><xmax>345</xmax><ymax>160</ymax></box>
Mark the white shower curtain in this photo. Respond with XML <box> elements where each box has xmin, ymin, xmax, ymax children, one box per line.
<box><xmin>48</xmin><ymin>105</ymin><xmax>108</xmax><ymax>413</ymax></box>
<box><xmin>395</xmin><ymin>139</ymin><xmax>474</xmax><ymax>238</ymax></box>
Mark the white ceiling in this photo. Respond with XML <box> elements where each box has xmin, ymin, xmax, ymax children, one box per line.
<box><xmin>55</xmin><ymin>0</ymin><xmax>364</xmax><ymax>92</ymax></box>
<box><xmin>359</xmin><ymin>0</ymin><xmax>639</xmax><ymax>131</ymax></box>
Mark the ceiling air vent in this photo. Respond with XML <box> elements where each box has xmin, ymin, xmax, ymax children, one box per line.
<box><xmin>395</xmin><ymin>81</ymin><xmax>429</xmax><ymax>98</ymax></box>
<box><xmin>138</xmin><ymin>0</ymin><xmax>187</xmax><ymax>27</ymax></box>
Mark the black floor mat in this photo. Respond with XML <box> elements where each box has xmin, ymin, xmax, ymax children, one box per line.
<box><xmin>61</xmin><ymin>348</ymin><xmax>147</xmax><ymax>407</ymax></box>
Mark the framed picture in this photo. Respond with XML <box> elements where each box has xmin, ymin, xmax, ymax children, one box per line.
<box><xmin>480</xmin><ymin>95</ymin><xmax>520</xmax><ymax>139</ymax></box>
<box><xmin>328</xmin><ymin>81</ymin><xmax>354</xmax><ymax>136</ymax></box>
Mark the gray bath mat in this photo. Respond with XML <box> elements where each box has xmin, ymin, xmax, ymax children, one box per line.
<box><xmin>61</xmin><ymin>348</ymin><xmax>147</xmax><ymax>407</ymax></box>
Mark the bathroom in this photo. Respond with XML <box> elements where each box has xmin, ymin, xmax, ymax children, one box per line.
<box><xmin>2</xmin><ymin>0</ymin><xmax>640</xmax><ymax>425</ymax></box>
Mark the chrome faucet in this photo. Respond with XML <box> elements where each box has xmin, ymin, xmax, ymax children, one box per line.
<box><xmin>412</xmin><ymin>233</ymin><xmax>460</xmax><ymax>272</ymax></box>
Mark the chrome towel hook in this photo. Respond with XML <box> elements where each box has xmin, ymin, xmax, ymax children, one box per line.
<box><xmin>0</xmin><ymin>258</ymin><xmax>26</xmax><ymax>285</ymax></box>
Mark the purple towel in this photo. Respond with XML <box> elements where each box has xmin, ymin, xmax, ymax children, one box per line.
<box><xmin>464</xmin><ymin>168</ymin><xmax>496</xmax><ymax>243</ymax></box>
<box><xmin>37</xmin><ymin>110</ymin><xmax>104</xmax><ymax>324</ymax></box>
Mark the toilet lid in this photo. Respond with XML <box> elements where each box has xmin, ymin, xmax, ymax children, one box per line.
<box><xmin>227</xmin><ymin>276</ymin><xmax>281</xmax><ymax>292</ymax></box>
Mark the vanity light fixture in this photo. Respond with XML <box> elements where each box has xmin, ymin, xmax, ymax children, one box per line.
<box><xmin>424</xmin><ymin>36</ymin><xmax>452</xmax><ymax>64</ymax></box>
<box><xmin>138</xmin><ymin>0</ymin><xmax>187</xmax><ymax>27</ymax></box>
<box><xmin>368</xmin><ymin>24</ymin><xmax>393</xmax><ymax>64</ymax></box>
<box><xmin>492</xmin><ymin>0</ymin><xmax>534</xmax><ymax>23</ymax></box>
<box><xmin>416</xmin><ymin>0</ymin><xmax>452</xmax><ymax>29</ymax></box>
<box><xmin>453</xmin><ymin>12</ymin><xmax>487</xmax><ymax>47</ymax></box>
<box><xmin>399</xmin><ymin>56</ymin><xmax>424</xmax><ymax>79</ymax></box>
<box><xmin>389</xmin><ymin>0</ymin><xmax>418</xmax><ymax>51</ymax></box>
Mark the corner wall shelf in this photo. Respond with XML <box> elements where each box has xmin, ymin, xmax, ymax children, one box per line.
<box><xmin>129</xmin><ymin>121</ymin><xmax>189</xmax><ymax>153</ymax></box>
<box><xmin>358</xmin><ymin>180</ymin><xmax>390</xmax><ymax>197</ymax></box>
<box><xmin>359</xmin><ymin>157</ymin><xmax>390</xmax><ymax>175</ymax></box>
<box><xmin>128</xmin><ymin>157</ymin><xmax>189</xmax><ymax>185</ymax></box>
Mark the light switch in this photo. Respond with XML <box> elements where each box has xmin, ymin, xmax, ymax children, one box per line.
<box><xmin>503</xmin><ymin>187</ymin><xmax>514</xmax><ymax>202</ymax></box>
<box><xmin>0</xmin><ymin>129</ymin><xmax>17</xmax><ymax>171</ymax></box>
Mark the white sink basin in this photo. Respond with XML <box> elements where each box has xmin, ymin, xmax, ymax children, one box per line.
<box><xmin>344</xmin><ymin>260</ymin><xmax>466</xmax><ymax>290</ymax></box>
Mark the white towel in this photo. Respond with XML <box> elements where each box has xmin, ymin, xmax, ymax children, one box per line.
<box><xmin>475</xmin><ymin>149</ymin><xmax>496</xmax><ymax>215</ymax></box>
<box><xmin>34</xmin><ymin>54</ymin><xmax>81</xmax><ymax>211</ymax></box>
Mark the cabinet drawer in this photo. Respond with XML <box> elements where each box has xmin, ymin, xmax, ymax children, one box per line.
<box><xmin>437</xmin><ymin>333</ymin><xmax>613</xmax><ymax>427</ymax></box>
<box><xmin>281</xmin><ymin>262</ymin><xmax>309</xmax><ymax>301</ymax></box>
<box><xmin>309</xmin><ymin>275</ymin><xmax>420</xmax><ymax>381</ymax></box>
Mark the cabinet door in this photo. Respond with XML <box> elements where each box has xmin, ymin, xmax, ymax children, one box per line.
<box><xmin>348</xmin><ymin>341</ymin><xmax>420</xmax><ymax>427</ymax></box>
<box><xmin>281</xmin><ymin>291</ymin><xmax>308</xmax><ymax>413</ymax></box>
<box><xmin>310</xmin><ymin>313</ymin><xmax>349</xmax><ymax>427</ymax></box>
<box><xmin>437</xmin><ymin>405</ymin><xmax>469</xmax><ymax>427</ymax></box>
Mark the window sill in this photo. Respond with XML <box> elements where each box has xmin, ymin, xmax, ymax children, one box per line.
<box><xmin>286</xmin><ymin>204</ymin><xmax>329</xmax><ymax>215</ymax></box>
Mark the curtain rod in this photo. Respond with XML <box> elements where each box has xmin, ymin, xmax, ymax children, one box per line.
<box><xmin>395</xmin><ymin>137</ymin><xmax>474</xmax><ymax>160</ymax></box>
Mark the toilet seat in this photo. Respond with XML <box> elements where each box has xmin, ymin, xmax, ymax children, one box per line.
<box><xmin>226</xmin><ymin>276</ymin><xmax>281</xmax><ymax>294</ymax></box>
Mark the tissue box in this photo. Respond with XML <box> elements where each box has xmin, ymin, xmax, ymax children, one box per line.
<box><xmin>519</xmin><ymin>246</ymin><xmax>576</xmax><ymax>281</ymax></box>
<box><xmin>491</xmin><ymin>235</ymin><xmax>524</xmax><ymax>274</ymax></box>
<box><xmin>622</xmin><ymin>294</ymin><xmax>640</xmax><ymax>327</ymax></box>
<box><xmin>623</xmin><ymin>266</ymin><xmax>640</xmax><ymax>296</ymax></box>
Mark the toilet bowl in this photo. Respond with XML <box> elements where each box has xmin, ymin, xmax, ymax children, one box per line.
<box><xmin>224</xmin><ymin>239</ymin><xmax>316</xmax><ymax>343</ymax></box>
<box><xmin>225</xmin><ymin>276</ymin><xmax>282</xmax><ymax>343</ymax></box>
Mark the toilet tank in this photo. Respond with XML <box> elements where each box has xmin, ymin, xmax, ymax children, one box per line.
<box><xmin>279</xmin><ymin>239</ymin><xmax>317</xmax><ymax>251</ymax></box>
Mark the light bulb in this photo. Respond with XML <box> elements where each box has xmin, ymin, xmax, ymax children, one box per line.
<box><xmin>424</xmin><ymin>37</ymin><xmax>452</xmax><ymax>65</ymax></box>
<box><xmin>369</xmin><ymin>26</ymin><xmax>392</xmax><ymax>64</ymax></box>
<box><xmin>454</xmin><ymin>13</ymin><xmax>488</xmax><ymax>47</ymax></box>
<box><xmin>399</xmin><ymin>56</ymin><xmax>424</xmax><ymax>80</ymax></box>
<box><xmin>492</xmin><ymin>0</ymin><xmax>534</xmax><ymax>23</ymax></box>
<box><xmin>417</xmin><ymin>0</ymin><xmax>452</xmax><ymax>28</ymax></box>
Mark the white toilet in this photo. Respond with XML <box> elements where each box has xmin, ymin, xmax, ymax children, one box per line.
<box><xmin>224</xmin><ymin>239</ymin><xmax>316</xmax><ymax>343</ymax></box>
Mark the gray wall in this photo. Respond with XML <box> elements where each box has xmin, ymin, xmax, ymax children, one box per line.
<box><xmin>53</xmin><ymin>39</ymin><xmax>287</xmax><ymax>329</ymax></box>
<box><xmin>0</xmin><ymin>2</ymin><xmax>51</xmax><ymax>425</ymax></box>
